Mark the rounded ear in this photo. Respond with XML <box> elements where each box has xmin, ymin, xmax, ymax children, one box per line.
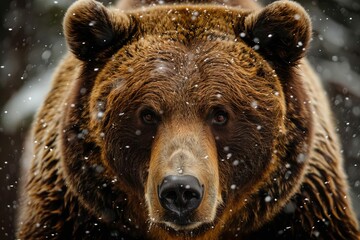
<box><xmin>243</xmin><ymin>1</ymin><xmax>312</xmax><ymax>66</ymax></box>
<box><xmin>63</xmin><ymin>0</ymin><xmax>137</xmax><ymax>61</ymax></box>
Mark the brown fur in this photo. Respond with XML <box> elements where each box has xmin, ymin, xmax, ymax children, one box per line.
<box><xmin>17</xmin><ymin>0</ymin><xmax>359</xmax><ymax>239</ymax></box>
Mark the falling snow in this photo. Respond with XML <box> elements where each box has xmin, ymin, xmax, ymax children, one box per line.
<box><xmin>264</xmin><ymin>195</ymin><xmax>272</xmax><ymax>203</ymax></box>
<box><xmin>0</xmin><ymin>0</ymin><xmax>359</xmax><ymax>238</ymax></box>
<box><xmin>251</xmin><ymin>101</ymin><xmax>258</xmax><ymax>109</ymax></box>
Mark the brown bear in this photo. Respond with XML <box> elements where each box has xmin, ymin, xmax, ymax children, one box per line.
<box><xmin>17</xmin><ymin>0</ymin><xmax>360</xmax><ymax>239</ymax></box>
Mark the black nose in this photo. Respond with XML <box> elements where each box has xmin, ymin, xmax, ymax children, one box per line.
<box><xmin>158</xmin><ymin>175</ymin><xmax>203</xmax><ymax>217</ymax></box>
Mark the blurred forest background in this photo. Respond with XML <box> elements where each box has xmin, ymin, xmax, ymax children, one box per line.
<box><xmin>0</xmin><ymin>0</ymin><xmax>359</xmax><ymax>238</ymax></box>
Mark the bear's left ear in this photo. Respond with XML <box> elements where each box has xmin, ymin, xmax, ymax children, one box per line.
<box><xmin>243</xmin><ymin>1</ymin><xmax>312</xmax><ymax>66</ymax></box>
<box><xmin>63</xmin><ymin>0</ymin><xmax>137</xmax><ymax>61</ymax></box>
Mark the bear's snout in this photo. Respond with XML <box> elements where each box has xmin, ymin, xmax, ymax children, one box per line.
<box><xmin>158</xmin><ymin>175</ymin><xmax>204</xmax><ymax>225</ymax></box>
<box><xmin>145</xmin><ymin>122</ymin><xmax>221</xmax><ymax>230</ymax></box>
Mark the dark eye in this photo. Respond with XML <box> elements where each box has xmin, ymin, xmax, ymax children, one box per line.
<box><xmin>212</xmin><ymin>109</ymin><xmax>228</xmax><ymax>126</ymax></box>
<box><xmin>141</xmin><ymin>109</ymin><xmax>158</xmax><ymax>125</ymax></box>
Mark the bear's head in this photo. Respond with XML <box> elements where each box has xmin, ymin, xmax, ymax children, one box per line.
<box><xmin>60</xmin><ymin>0</ymin><xmax>313</xmax><ymax>237</ymax></box>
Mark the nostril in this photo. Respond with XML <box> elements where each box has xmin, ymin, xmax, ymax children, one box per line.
<box><xmin>183</xmin><ymin>190</ymin><xmax>199</xmax><ymax>201</ymax></box>
<box><xmin>163</xmin><ymin>190</ymin><xmax>177</xmax><ymax>203</ymax></box>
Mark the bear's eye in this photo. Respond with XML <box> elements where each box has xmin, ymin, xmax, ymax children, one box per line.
<box><xmin>141</xmin><ymin>109</ymin><xmax>158</xmax><ymax>125</ymax></box>
<box><xmin>211</xmin><ymin>109</ymin><xmax>228</xmax><ymax>126</ymax></box>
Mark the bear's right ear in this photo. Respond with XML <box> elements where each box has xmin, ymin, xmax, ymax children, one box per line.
<box><xmin>64</xmin><ymin>0</ymin><xmax>137</xmax><ymax>61</ymax></box>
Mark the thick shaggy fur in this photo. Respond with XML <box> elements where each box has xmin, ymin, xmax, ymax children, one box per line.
<box><xmin>17</xmin><ymin>0</ymin><xmax>359</xmax><ymax>239</ymax></box>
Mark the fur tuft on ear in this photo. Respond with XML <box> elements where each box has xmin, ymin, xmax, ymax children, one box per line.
<box><xmin>63</xmin><ymin>0</ymin><xmax>137</xmax><ymax>61</ymax></box>
<box><xmin>243</xmin><ymin>1</ymin><xmax>312</xmax><ymax>66</ymax></box>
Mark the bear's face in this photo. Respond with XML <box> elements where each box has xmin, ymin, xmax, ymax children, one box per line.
<box><xmin>91</xmin><ymin>38</ymin><xmax>286</xmax><ymax>229</ymax></box>
<box><xmin>61</xmin><ymin>0</ymin><xmax>312</xmax><ymax>235</ymax></box>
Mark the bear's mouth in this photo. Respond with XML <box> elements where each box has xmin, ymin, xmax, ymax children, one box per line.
<box><xmin>163</xmin><ymin>218</ymin><xmax>202</xmax><ymax>231</ymax></box>
<box><xmin>158</xmin><ymin>219</ymin><xmax>217</xmax><ymax>236</ymax></box>
<box><xmin>161</xmin><ymin>207</ymin><xmax>201</xmax><ymax>228</ymax></box>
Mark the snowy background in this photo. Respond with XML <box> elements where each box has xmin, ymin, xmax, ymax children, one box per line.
<box><xmin>0</xmin><ymin>0</ymin><xmax>359</xmax><ymax>238</ymax></box>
